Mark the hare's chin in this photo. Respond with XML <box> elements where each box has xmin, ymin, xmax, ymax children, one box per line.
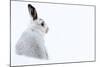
<box><xmin>45</xmin><ymin>28</ymin><xmax>49</xmax><ymax>33</ymax></box>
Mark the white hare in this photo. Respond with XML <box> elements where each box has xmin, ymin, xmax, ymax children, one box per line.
<box><xmin>16</xmin><ymin>4</ymin><xmax>49</xmax><ymax>60</ymax></box>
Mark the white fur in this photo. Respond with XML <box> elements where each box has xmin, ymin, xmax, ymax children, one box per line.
<box><xmin>16</xmin><ymin>28</ymin><xmax>48</xmax><ymax>59</ymax></box>
<box><xmin>15</xmin><ymin>4</ymin><xmax>49</xmax><ymax>60</ymax></box>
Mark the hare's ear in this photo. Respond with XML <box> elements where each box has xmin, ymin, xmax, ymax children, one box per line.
<box><xmin>28</xmin><ymin>4</ymin><xmax>38</xmax><ymax>20</ymax></box>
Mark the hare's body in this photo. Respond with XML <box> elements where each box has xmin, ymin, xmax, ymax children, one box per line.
<box><xmin>16</xmin><ymin>28</ymin><xmax>48</xmax><ymax>59</ymax></box>
<box><xmin>15</xmin><ymin>4</ymin><xmax>49</xmax><ymax>60</ymax></box>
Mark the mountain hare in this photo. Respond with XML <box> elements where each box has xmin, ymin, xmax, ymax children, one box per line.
<box><xmin>16</xmin><ymin>4</ymin><xmax>49</xmax><ymax>60</ymax></box>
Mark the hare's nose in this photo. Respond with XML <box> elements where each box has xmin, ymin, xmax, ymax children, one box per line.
<box><xmin>46</xmin><ymin>27</ymin><xmax>49</xmax><ymax>33</ymax></box>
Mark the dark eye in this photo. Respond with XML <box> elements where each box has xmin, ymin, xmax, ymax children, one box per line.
<box><xmin>41</xmin><ymin>22</ymin><xmax>44</xmax><ymax>27</ymax></box>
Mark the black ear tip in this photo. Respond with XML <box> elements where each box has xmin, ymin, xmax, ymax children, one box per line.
<box><xmin>28</xmin><ymin>4</ymin><xmax>32</xmax><ymax>7</ymax></box>
<box><xmin>28</xmin><ymin>4</ymin><xmax>35</xmax><ymax>9</ymax></box>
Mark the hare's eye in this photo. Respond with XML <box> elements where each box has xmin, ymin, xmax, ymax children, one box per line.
<box><xmin>41</xmin><ymin>22</ymin><xmax>44</xmax><ymax>27</ymax></box>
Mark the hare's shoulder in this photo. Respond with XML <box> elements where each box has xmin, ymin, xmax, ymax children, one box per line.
<box><xmin>20</xmin><ymin>29</ymin><xmax>44</xmax><ymax>44</ymax></box>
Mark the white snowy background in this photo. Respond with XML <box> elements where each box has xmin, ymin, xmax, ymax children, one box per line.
<box><xmin>11</xmin><ymin>1</ymin><xmax>95</xmax><ymax>66</ymax></box>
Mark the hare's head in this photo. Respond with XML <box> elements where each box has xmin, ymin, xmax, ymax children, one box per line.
<box><xmin>28</xmin><ymin>4</ymin><xmax>49</xmax><ymax>34</ymax></box>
